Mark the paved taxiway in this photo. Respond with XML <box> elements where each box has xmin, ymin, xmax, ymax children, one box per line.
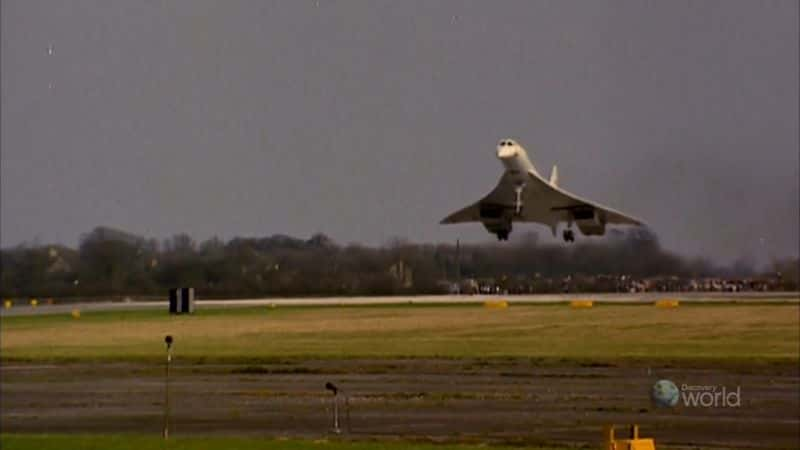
<box><xmin>2</xmin><ymin>292</ymin><xmax>797</xmax><ymax>317</ymax></box>
<box><xmin>2</xmin><ymin>359</ymin><xmax>798</xmax><ymax>448</ymax></box>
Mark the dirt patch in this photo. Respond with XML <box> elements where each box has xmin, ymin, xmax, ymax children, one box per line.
<box><xmin>1</xmin><ymin>359</ymin><xmax>798</xmax><ymax>448</ymax></box>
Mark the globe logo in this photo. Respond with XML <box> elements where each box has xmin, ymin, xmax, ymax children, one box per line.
<box><xmin>651</xmin><ymin>379</ymin><xmax>680</xmax><ymax>408</ymax></box>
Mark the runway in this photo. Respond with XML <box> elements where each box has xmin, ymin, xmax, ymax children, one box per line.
<box><xmin>2</xmin><ymin>292</ymin><xmax>797</xmax><ymax>317</ymax></box>
<box><xmin>2</xmin><ymin>359</ymin><xmax>798</xmax><ymax>448</ymax></box>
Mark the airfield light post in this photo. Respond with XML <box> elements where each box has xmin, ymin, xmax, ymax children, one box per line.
<box><xmin>325</xmin><ymin>382</ymin><xmax>341</xmax><ymax>434</ymax></box>
<box><xmin>163</xmin><ymin>335</ymin><xmax>173</xmax><ymax>439</ymax></box>
<box><xmin>345</xmin><ymin>391</ymin><xmax>351</xmax><ymax>433</ymax></box>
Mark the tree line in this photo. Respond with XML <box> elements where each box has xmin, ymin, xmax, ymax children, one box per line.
<box><xmin>1</xmin><ymin>226</ymin><xmax>796</xmax><ymax>299</ymax></box>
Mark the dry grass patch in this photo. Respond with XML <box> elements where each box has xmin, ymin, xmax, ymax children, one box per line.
<box><xmin>2</xmin><ymin>304</ymin><xmax>798</xmax><ymax>362</ymax></box>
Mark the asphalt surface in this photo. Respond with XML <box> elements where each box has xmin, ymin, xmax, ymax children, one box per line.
<box><xmin>2</xmin><ymin>359</ymin><xmax>798</xmax><ymax>448</ymax></box>
<box><xmin>1</xmin><ymin>292</ymin><xmax>798</xmax><ymax>317</ymax></box>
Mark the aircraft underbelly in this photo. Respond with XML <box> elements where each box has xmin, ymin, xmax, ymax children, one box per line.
<box><xmin>441</xmin><ymin>139</ymin><xmax>643</xmax><ymax>239</ymax></box>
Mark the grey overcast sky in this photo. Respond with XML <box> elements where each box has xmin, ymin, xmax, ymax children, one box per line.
<box><xmin>1</xmin><ymin>0</ymin><xmax>798</xmax><ymax>264</ymax></box>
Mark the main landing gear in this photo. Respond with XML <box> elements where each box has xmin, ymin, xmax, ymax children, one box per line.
<box><xmin>496</xmin><ymin>230</ymin><xmax>510</xmax><ymax>241</ymax></box>
<box><xmin>562</xmin><ymin>229</ymin><xmax>575</xmax><ymax>243</ymax></box>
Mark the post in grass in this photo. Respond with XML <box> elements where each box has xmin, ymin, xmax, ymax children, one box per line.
<box><xmin>163</xmin><ymin>335</ymin><xmax>174</xmax><ymax>439</ymax></box>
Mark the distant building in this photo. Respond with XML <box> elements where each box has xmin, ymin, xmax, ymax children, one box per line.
<box><xmin>388</xmin><ymin>260</ymin><xmax>414</xmax><ymax>288</ymax></box>
<box><xmin>45</xmin><ymin>246</ymin><xmax>74</xmax><ymax>274</ymax></box>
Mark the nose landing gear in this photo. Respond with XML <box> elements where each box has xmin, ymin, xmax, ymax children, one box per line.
<box><xmin>513</xmin><ymin>184</ymin><xmax>525</xmax><ymax>217</ymax></box>
<box><xmin>562</xmin><ymin>229</ymin><xmax>575</xmax><ymax>243</ymax></box>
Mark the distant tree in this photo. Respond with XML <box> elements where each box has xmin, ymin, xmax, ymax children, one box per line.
<box><xmin>772</xmin><ymin>258</ymin><xmax>799</xmax><ymax>290</ymax></box>
<box><xmin>79</xmin><ymin>239</ymin><xmax>141</xmax><ymax>294</ymax></box>
<box><xmin>1</xmin><ymin>225</ymin><xmax>788</xmax><ymax>299</ymax></box>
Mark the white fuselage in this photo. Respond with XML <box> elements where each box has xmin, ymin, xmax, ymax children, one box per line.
<box><xmin>496</xmin><ymin>139</ymin><xmax>537</xmax><ymax>185</ymax></box>
<box><xmin>441</xmin><ymin>137</ymin><xmax>643</xmax><ymax>242</ymax></box>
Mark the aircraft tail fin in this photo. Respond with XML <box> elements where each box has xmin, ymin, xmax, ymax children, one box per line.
<box><xmin>549</xmin><ymin>165</ymin><xmax>558</xmax><ymax>186</ymax></box>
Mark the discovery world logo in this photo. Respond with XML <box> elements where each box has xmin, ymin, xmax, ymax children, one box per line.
<box><xmin>651</xmin><ymin>379</ymin><xmax>741</xmax><ymax>408</ymax></box>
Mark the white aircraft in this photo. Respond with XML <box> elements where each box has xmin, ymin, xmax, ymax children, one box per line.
<box><xmin>441</xmin><ymin>138</ymin><xmax>645</xmax><ymax>242</ymax></box>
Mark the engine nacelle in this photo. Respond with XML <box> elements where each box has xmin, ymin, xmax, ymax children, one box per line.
<box><xmin>479</xmin><ymin>203</ymin><xmax>513</xmax><ymax>240</ymax></box>
<box><xmin>482</xmin><ymin>220</ymin><xmax>512</xmax><ymax>238</ymax></box>
<box><xmin>479</xmin><ymin>203</ymin><xmax>506</xmax><ymax>219</ymax></box>
<box><xmin>572</xmin><ymin>206</ymin><xmax>606</xmax><ymax>236</ymax></box>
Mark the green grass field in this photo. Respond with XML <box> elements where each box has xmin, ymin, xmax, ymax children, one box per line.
<box><xmin>2</xmin><ymin>303</ymin><xmax>797</xmax><ymax>363</ymax></box>
<box><xmin>0</xmin><ymin>434</ymin><xmax>566</xmax><ymax>450</ymax></box>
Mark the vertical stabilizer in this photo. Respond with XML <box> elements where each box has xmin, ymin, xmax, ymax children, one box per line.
<box><xmin>549</xmin><ymin>165</ymin><xmax>559</xmax><ymax>186</ymax></box>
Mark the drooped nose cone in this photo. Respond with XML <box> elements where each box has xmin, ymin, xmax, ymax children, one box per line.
<box><xmin>497</xmin><ymin>139</ymin><xmax>517</xmax><ymax>159</ymax></box>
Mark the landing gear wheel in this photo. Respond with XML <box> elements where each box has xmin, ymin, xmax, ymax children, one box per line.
<box><xmin>562</xmin><ymin>229</ymin><xmax>575</xmax><ymax>243</ymax></box>
<box><xmin>497</xmin><ymin>230</ymin><xmax>510</xmax><ymax>241</ymax></box>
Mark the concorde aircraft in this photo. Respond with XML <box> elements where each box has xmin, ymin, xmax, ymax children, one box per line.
<box><xmin>440</xmin><ymin>138</ymin><xmax>645</xmax><ymax>242</ymax></box>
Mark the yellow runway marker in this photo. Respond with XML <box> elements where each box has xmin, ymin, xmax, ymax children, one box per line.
<box><xmin>655</xmin><ymin>299</ymin><xmax>680</xmax><ymax>308</ymax></box>
<box><xmin>71</xmin><ymin>309</ymin><xmax>81</xmax><ymax>319</ymax></box>
<box><xmin>30</xmin><ymin>298</ymin><xmax>38</xmax><ymax>307</ymax></box>
<box><xmin>483</xmin><ymin>300</ymin><xmax>508</xmax><ymax>309</ymax></box>
<box><xmin>570</xmin><ymin>300</ymin><xmax>594</xmax><ymax>308</ymax></box>
<box><xmin>3</xmin><ymin>299</ymin><xmax>11</xmax><ymax>309</ymax></box>
<box><xmin>605</xmin><ymin>424</ymin><xmax>656</xmax><ymax>450</ymax></box>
